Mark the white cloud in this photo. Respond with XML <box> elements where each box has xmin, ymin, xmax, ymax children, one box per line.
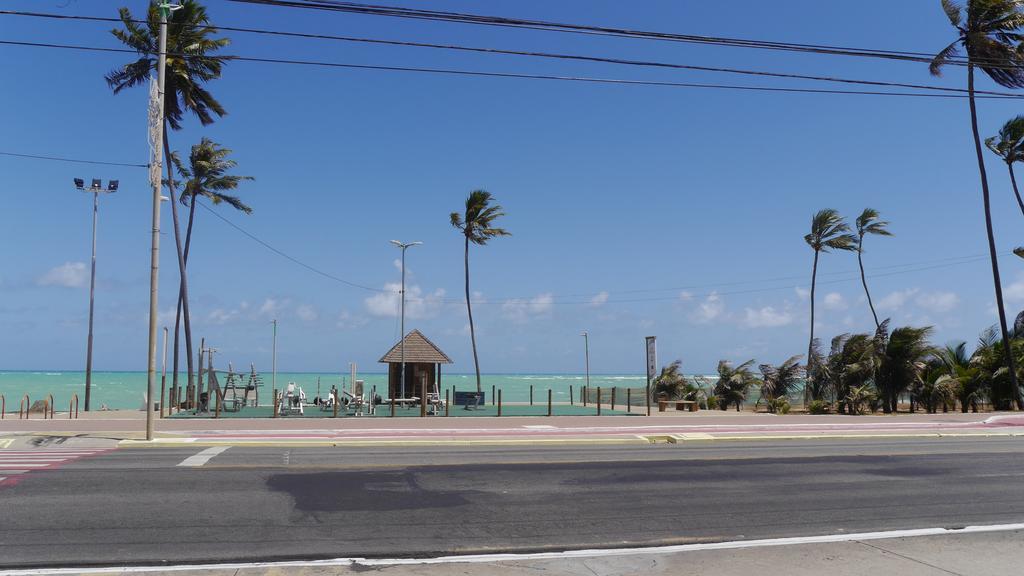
<box><xmin>823</xmin><ymin>292</ymin><xmax>847</xmax><ymax>310</ymax></box>
<box><xmin>208</xmin><ymin>308</ymin><xmax>239</xmax><ymax>325</ymax></box>
<box><xmin>1004</xmin><ymin>274</ymin><xmax>1024</xmax><ymax>304</ymax></box>
<box><xmin>259</xmin><ymin>298</ymin><xmax>290</xmax><ymax>318</ymax></box>
<box><xmin>364</xmin><ymin>283</ymin><xmax>445</xmax><ymax>319</ymax></box>
<box><xmin>37</xmin><ymin>262</ymin><xmax>88</xmax><ymax>288</ymax></box>
<box><xmin>679</xmin><ymin>291</ymin><xmax>694</xmax><ymax>302</ymax></box>
<box><xmin>336</xmin><ymin>310</ymin><xmax>369</xmax><ymax>329</ymax></box>
<box><xmin>690</xmin><ymin>292</ymin><xmax>724</xmax><ymax>324</ymax></box>
<box><xmin>502</xmin><ymin>293</ymin><xmax>554</xmax><ymax>323</ymax></box>
<box><xmin>296</xmin><ymin>304</ymin><xmax>318</xmax><ymax>322</ymax></box>
<box><xmin>915</xmin><ymin>291</ymin><xmax>959</xmax><ymax>314</ymax></box>
<box><xmin>794</xmin><ymin>287</ymin><xmax>810</xmax><ymax>300</ymax></box>
<box><xmin>589</xmin><ymin>291</ymin><xmax>609</xmax><ymax>307</ymax></box>
<box><xmin>877</xmin><ymin>289</ymin><xmax>919</xmax><ymax>312</ymax></box>
<box><xmin>742</xmin><ymin>306</ymin><xmax>794</xmax><ymax>328</ymax></box>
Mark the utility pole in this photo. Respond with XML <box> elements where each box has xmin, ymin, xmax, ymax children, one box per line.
<box><xmin>581</xmin><ymin>331</ymin><xmax>590</xmax><ymax>401</ymax></box>
<box><xmin>271</xmin><ymin>319</ymin><xmax>278</xmax><ymax>396</ymax></box>
<box><xmin>73</xmin><ymin>178</ymin><xmax>117</xmax><ymax>411</ymax></box>
<box><xmin>390</xmin><ymin>240</ymin><xmax>422</xmax><ymax>399</ymax></box>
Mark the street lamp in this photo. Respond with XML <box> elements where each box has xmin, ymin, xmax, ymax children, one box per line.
<box><xmin>581</xmin><ymin>331</ymin><xmax>590</xmax><ymax>403</ymax></box>
<box><xmin>390</xmin><ymin>240</ymin><xmax>422</xmax><ymax>400</ymax></box>
<box><xmin>73</xmin><ymin>178</ymin><xmax>118</xmax><ymax>411</ymax></box>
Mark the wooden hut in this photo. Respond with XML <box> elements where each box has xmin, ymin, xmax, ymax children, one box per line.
<box><xmin>379</xmin><ymin>330</ymin><xmax>453</xmax><ymax>399</ymax></box>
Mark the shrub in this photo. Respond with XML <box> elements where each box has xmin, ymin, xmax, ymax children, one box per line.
<box><xmin>767</xmin><ymin>397</ymin><xmax>791</xmax><ymax>414</ymax></box>
<box><xmin>706</xmin><ymin>395</ymin><xmax>719</xmax><ymax>410</ymax></box>
<box><xmin>806</xmin><ymin>400</ymin><xmax>829</xmax><ymax>414</ymax></box>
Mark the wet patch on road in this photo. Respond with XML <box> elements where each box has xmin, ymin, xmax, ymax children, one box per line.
<box><xmin>267</xmin><ymin>470</ymin><xmax>473</xmax><ymax>512</ymax></box>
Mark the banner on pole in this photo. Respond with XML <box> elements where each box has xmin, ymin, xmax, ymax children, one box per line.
<box><xmin>645</xmin><ymin>336</ymin><xmax>657</xmax><ymax>382</ymax></box>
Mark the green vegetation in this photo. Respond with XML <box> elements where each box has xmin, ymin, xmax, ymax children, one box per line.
<box><xmin>450</xmin><ymin>190</ymin><xmax>511</xmax><ymax>395</ymax></box>
<box><xmin>931</xmin><ymin>0</ymin><xmax>1024</xmax><ymax>409</ymax></box>
<box><xmin>713</xmin><ymin>360</ymin><xmax>760</xmax><ymax>411</ymax></box>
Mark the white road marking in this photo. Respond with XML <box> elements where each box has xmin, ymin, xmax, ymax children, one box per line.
<box><xmin>176</xmin><ymin>446</ymin><xmax>230</xmax><ymax>467</ymax></box>
<box><xmin>2</xmin><ymin>522</ymin><xmax>1022</xmax><ymax>575</ymax></box>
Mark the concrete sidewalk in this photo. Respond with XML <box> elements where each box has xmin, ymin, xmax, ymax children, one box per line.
<box><xmin>3</xmin><ymin>410</ymin><xmax>1024</xmax><ymax>447</ymax></box>
<box><xmin>3</xmin><ymin>528</ymin><xmax>1019</xmax><ymax>575</ymax></box>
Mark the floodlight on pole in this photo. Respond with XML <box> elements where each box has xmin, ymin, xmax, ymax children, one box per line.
<box><xmin>72</xmin><ymin>178</ymin><xmax>117</xmax><ymax>412</ymax></box>
<box><xmin>391</xmin><ymin>240</ymin><xmax>422</xmax><ymax>400</ymax></box>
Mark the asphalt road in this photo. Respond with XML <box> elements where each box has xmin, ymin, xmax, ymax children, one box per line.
<box><xmin>2</xmin><ymin>437</ymin><xmax>1024</xmax><ymax>568</ymax></box>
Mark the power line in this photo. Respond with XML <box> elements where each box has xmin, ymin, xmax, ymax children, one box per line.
<box><xmin>195</xmin><ymin>200</ymin><xmax>386</xmax><ymax>293</ymax></box>
<box><xmin>0</xmin><ymin>150</ymin><xmax>147</xmax><ymax>168</ymax></box>
<box><xmin>0</xmin><ymin>10</ymin><xmax>1016</xmax><ymax>97</ymax></box>
<box><xmin>1</xmin><ymin>39</ymin><xmax>1019</xmax><ymax>99</ymax></box>
<box><xmin>228</xmin><ymin>0</ymin><xmax>997</xmax><ymax>69</ymax></box>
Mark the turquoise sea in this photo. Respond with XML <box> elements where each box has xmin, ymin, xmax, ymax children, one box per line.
<box><xmin>0</xmin><ymin>371</ymin><xmax>674</xmax><ymax>411</ymax></box>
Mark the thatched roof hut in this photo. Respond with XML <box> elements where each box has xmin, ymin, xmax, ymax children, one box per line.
<box><xmin>379</xmin><ymin>330</ymin><xmax>452</xmax><ymax>399</ymax></box>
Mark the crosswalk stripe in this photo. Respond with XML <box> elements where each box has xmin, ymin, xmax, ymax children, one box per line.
<box><xmin>0</xmin><ymin>470</ymin><xmax>29</xmax><ymax>474</ymax></box>
<box><xmin>0</xmin><ymin>449</ymin><xmax>111</xmax><ymax>488</ymax></box>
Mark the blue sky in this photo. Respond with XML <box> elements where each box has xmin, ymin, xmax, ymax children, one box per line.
<box><xmin>3</xmin><ymin>0</ymin><xmax>1024</xmax><ymax>374</ymax></box>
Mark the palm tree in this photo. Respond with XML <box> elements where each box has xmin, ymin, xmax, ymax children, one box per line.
<box><xmin>854</xmin><ymin>209</ymin><xmax>892</xmax><ymax>329</ymax></box>
<box><xmin>450</xmin><ymin>190</ymin><xmax>510</xmax><ymax>395</ymax></box>
<box><xmin>107</xmin><ymin>1</ymin><xmax>230</xmax><ymax>406</ymax></box>
<box><xmin>652</xmin><ymin>360</ymin><xmax>688</xmax><ymax>400</ymax></box>
<box><xmin>985</xmin><ymin>115</ymin><xmax>1024</xmax><ymax>218</ymax></box>
<box><xmin>804</xmin><ymin>209</ymin><xmax>858</xmax><ymax>402</ymax></box>
<box><xmin>931</xmin><ymin>0</ymin><xmax>1024</xmax><ymax>409</ymax></box>
<box><xmin>937</xmin><ymin>342</ymin><xmax>987</xmax><ymax>412</ymax></box>
<box><xmin>713</xmin><ymin>359</ymin><xmax>759</xmax><ymax>412</ymax></box>
<box><xmin>758</xmin><ymin>355</ymin><xmax>803</xmax><ymax>413</ymax></box>
<box><xmin>875</xmin><ymin>325</ymin><xmax>934</xmax><ymax>413</ymax></box>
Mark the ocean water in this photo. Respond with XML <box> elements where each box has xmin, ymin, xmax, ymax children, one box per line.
<box><xmin>0</xmin><ymin>371</ymin><xmax>669</xmax><ymax>411</ymax></box>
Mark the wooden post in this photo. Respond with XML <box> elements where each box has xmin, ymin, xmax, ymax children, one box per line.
<box><xmin>420</xmin><ymin>378</ymin><xmax>427</xmax><ymax>417</ymax></box>
<box><xmin>390</xmin><ymin>384</ymin><xmax>396</xmax><ymax>417</ymax></box>
<box><xmin>47</xmin><ymin>394</ymin><xmax>54</xmax><ymax>419</ymax></box>
<box><xmin>547</xmin><ymin>389</ymin><xmax>552</xmax><ymax>417</ymax></box>
<box><xmin>597</xmin><ymin>387</ymin><xmax>602</xmax><ymax>415</ymax></box>
<box><xmin>570</xmin><ymin>385</ymin><xmax>574</xmax><ymax>406</ymax></box>
<box><xmin>333</xmin><ymin>389</ymin><xmax>339</xmax><ymax>418</ymax></box>
<box><xmin>214</xmin><ymin>387</ymin><xmax>221</xmax><ymax>419</ymax></box>
<box><xmin>627</xmin><ymin>388</ymin><xmax>632</xmax><ymax>413</ymax></box>
<box><xmin>497</xmin><ymin>389</ymin><xmax>502</xmax><ymax>417</ymax></box>
<box><xmin>1</xmin><ymin>394</ymin><xmax>5</xmax><ymax>419</ymax></box>
<box><xmin>445</xmin><ymin>389</ymin><xmax>450</xmax><ymax>417</ymax></box>
<box><xmin>611</xmin><ymin>387</ymin><xmax>616</xmax><ymax>411</ymax></box>
<box><xmin>530</xmin><ymin>385</ymin><xmax>534</xmax><ymax>406</ymax></box>
<box><xmin>492</xmin><ymin>385</ymin><xmax>496</xmax><ymax>405</ymax></box>
<box><xmin>272</xmin><ymin>388</ymin><xmax>278</xmax><ymax>418</ymax></box>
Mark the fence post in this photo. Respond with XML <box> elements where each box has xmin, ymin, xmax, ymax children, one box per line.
<box><xmin>611</xmin><ymin>387</ymin><xmax>617</xmax><ymax>411</ymax></box>
<box><xmin>390</xmin><ymin>385</ymin><xmax>396</xmax><ymax>417</ymax></box>
<box><xmin>333</xmin><ymin>389</ymin><xmax>339</xmax><ymax>418</ymax></box>
<box><xmin>530</xmin><ymin>385</ymin><xmax>534</xmax><ymax>406</ymax></box>
<box><xmin>272</xmin><ymin>388</ymin><xmax>278</xmax><ymax>418</ymax></box>
<box><xmin>215</xmin><ymin>388</ymin><xmax>221</xmax><ymax>419</ymax></box>
<box><xmin>20</xmin><ymin>394</ymin><xmax>30</xmax><ymax>419</ymax></box>
<box><xmin>569</xmin><ymin>385</ymin><xmax>574</xmax><ymax>406</ymax></box>
<box><xmin>420</xmin><ymin>379</ymin><xmax>427</xmax><ymax>418</ymax></box>
<box><xmin>70</xmin><ymin>394</ymin><xmax>79</xmax><ymax>419</ymax></box>
<box><xmin>1</xmin><ymin>394</ymin><xmax>4</xmax><ymax>419</ymax></box>
<box><xmin>548</xmin><ymin>389</ymin><xmax>552</xmax><ymax>417</ymax></box>
<box><xmin>597</xmin><ymin>387</ymin><xmax>601</xmax><ymax>415</ymax></box>
<box><xmin>492</xmin><ymin>385</ymin><xmax>496</xmax><ymax>406</ymax></box>
<box><xmin>583</xmin><ymin>386</ymin><xmax>587</xmax><ymax>407</ymax></box>
<box><xmin>47</xmin><ymin>394</ymin><xmax>54</xmax><ymax>419</ymax></box>
<box><xmin>497</xmin><ymin>389</ymin><xmax>502</xmax><ymax>417</ymax></box>
<box><xmin>445</xmin><ymin>389</ymin><xmax>450</xmax><ymax>417</ymax></box>
<box><xmin>627</xmin><ymin>389</ymin><xmax>632</xmax><ymax>413</ymax></box>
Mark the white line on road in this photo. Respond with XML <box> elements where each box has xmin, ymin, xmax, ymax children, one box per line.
<box><xmin>176</xmin><ymin>446</ymin><xmax>230</xmax><ymax>467</ymax></box>
<box><xmin>2</xmin><ymin>522</ymin><xmax>1023</xmax><ymax>575</ymax></box>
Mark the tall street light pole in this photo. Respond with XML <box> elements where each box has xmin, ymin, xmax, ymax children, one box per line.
<box><xmin>73</xmin><ymin>178</ymin><xmax>117</xmax><ymax>412</ymax></box>
<box><xmin>391</xmin><ymin>240</ymin><xmax>422</xmax><ymax>400</ymax></box>
<box><xmin>581</xmin><ymin>331</ymin><xmax>590</xmax><ymax>399</ymax></box>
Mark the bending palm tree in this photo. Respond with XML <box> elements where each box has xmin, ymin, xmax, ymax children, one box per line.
<box><xmin>855</xmin><ymin>209</ymin><xmax>892</xmax><ymax>329</ymax></box>
<box><xmin>985</xmin><ymin>115</ymin><xmax>1024</xmax><ymax>218</ymax></box>
<box><xmin>107</xmin><ymin>1</ymin><xmax>230</xmax><ymax>407</ymax></box>
<box><xmin>173</xmin><ymin>139</ymin><xmax>253</xmax><ymax>288</ymax></box>
<box><xmin>804</xmin><ymin>209</ymin><xmax>857</xmax><ymax>402</ymax></box>
<box><xmin>450</xmin><ymin>190</ymin><xmax>510</xmax><ymax>395</ymax></box>
<box><xmin>931</xmin><ymin>0</ymin><xmax>1024</xmax><ymax>409</ymax></box>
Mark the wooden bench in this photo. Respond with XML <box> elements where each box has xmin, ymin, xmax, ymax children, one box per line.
<box><xmin>658</xmin><ymin>399</ymin><xmax>698</xmax><ymax>412</ymax></box>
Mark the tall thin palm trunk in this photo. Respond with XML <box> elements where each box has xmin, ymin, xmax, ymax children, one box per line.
<box><xmin>806</xmin><ymin>249</ymin><xmax>820</xmax><ymax>404</ymax></box>
<box><xmin>164</xmin><ymin>128</ymin><xmax>194</xmax><ymax>403</ymax></box>
<box><xmin>857</xmin><ymin>243</ymin><xmax>880</xmax><ymax>329</ymax></box>
<box><xmin>464</xmin><ymin>236</ymin><xmax>481</xmax><ymax>395</ymax></box>
<box><xmin>170</xmin><ymin>199</ymin><xmax>198</xmax><ymax>408</ymax></box>
<box><xmin>1008</xmin><ymin>163</ymin><xmax>1024</xmax><ymax>219</ymax></box>
<box><xmin>968</xmin><ymin>64</ymin><xmax>1023</xmax><ymax>410</ymax></box>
